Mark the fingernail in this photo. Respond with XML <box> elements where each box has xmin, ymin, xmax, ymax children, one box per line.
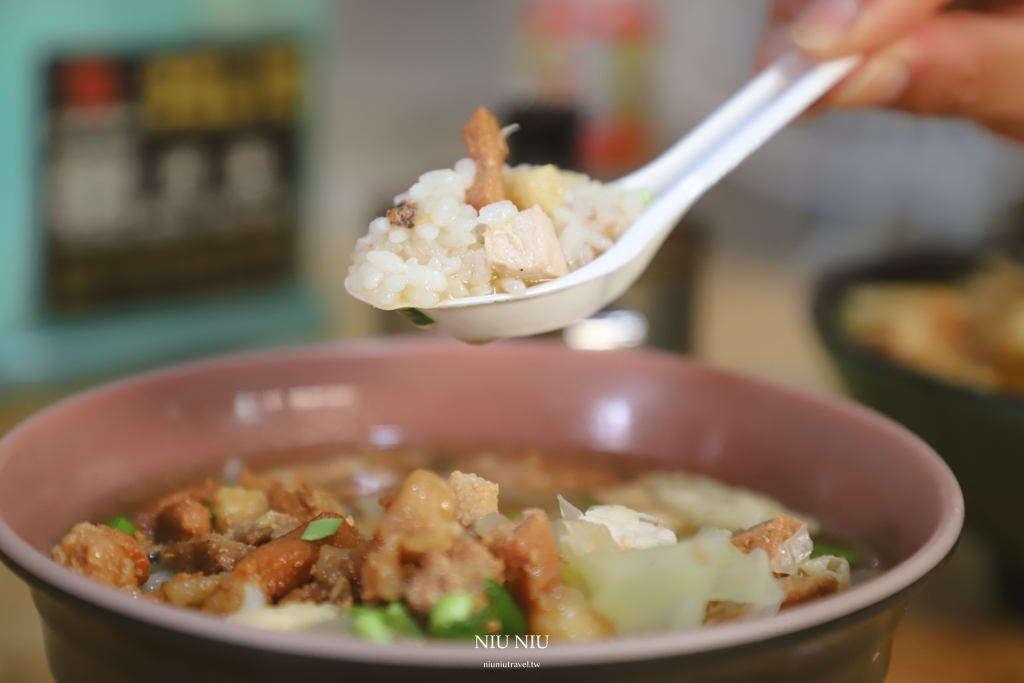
<box><xmin>792</xmin><ymin>0</ymin><xmax>860</xmax><ymax>56</ymax></box>
<box><xmin>830</xmin><ymin>55</ymin><xmax>911</xmax><ymax>107</ymax></box>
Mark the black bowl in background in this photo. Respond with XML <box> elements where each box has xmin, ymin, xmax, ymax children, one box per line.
<box><xmin>813</xmin><ymin>250</ymin><xmax>1024</xmax><ymax>607</ymax></box>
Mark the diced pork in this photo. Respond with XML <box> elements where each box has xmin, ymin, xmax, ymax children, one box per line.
<box><xmin>360</xmin><ymin>469</ymin><xmax>463</xmax><ymax>603</ymax></box>
<box><xmin>233</xmin><ymin>537</ymin><xmax>320</xmax><ymax>600</ymax></box>
<box><xmin>162</xmin><ymin>534</ymin><xmax>251</xmax><ymax>575</ymax></box>
<box><xmin>202</xmin><ymin>575</ymin><xmax>267</xmax><ymax>615</ymax></box>
<box><xmin>484</xmin><ymin>206</ymin><xmax>569</xmax><ymax>283</ymax></box>
<box><xmin>227</xmin><ymin>510</ymin><xmax>301</xmax><ymax>546</ymax></box>
<box><xmin>461</xmin><ymin>107</ymin><xmax>508</xmax><ymax>210</ymax></box>
<box><xmin>154</xmin><ymin>498</ymin><xmax>212</xmax><ymax>543</ymax></box>
<box><xmin>162</xmin><ymin>572</ymin><xmax>224</xmax><ymax>607</ymax></box>
<box><xmin>529</xmin><ymin>585</ymin><xmax>614</xmax><ymax>641</ymax></box>
<box><xmin>778</xmin><ymin>573</ymin><xmax>841</xmax><ymax>609</ymax></box>
<box><xmin>210</xmin><ymin>487</ymin><xmax>269</xmax><ymax>533</ymax></box>
<box><xmin>483</xmin><ymin>509</ymin><xmax>561</xmax><ymax>610</ymax></box>
<box><xmin>447</xmin><ymin>470</ymin><xmax>499</xmax><ymax>527</ymax></box>
<box><xmin>136</xmin><ymin>480</ymin><xmax>220</xmax><ymax>534</ymax></box>
<box><xmin>52</xmin><ymin>522</ymin><xmax>150</xmax><ymax>589</ymax></box>
<box><xmin>308</xmin><ymin>544</ymin><xmax>357</xmax><ymax>606</ymax></box>
<box><xmin>730</xmin><ymin>514</ymin><xmax>812</xmax><ymax>575</ymax></box>
<box><xmin>268</xmin><ymin>482</ymin><xmax>343</xmax><ymax>523</ymax></box>
<box><xmin>405</xmin><ymin>536</ymin><xmax>504</xmax><ymax>613</ymax></box>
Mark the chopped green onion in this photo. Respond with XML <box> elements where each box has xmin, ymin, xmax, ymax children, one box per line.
<box><xmin>398</xmin><ymin>308</ymin><xmax>435</xmax><ymax>326</ymax></box>
<box><xmin>485</xmin><ymin>580</ymin><xmax>527</xmax><ymax>637</ymax></box>
<box><xmin>505</xmin><ymin>511</ymin><xmax>522</xmax><ymax>521</ymax></box>
<box><xmin>383</xmin><ymin>602</ymin><xmax>423</xmax><ymax>638</ymax></box>
<box><xmin>206</xmin><ymin>502</ymin><xmax>217</xmax><ymax>529</ymax></box>
<box><xmin>300</xmin><ymin>517</ymin><xmax>343</xmax><ymax>541</ymax></box>
<box><xmin>429</xmin><ymin>593</ymin><xmax>487</xmax><ymax>639</ymax></box>
<box><xmin>351</xmin><ymin>607</ymin><xmax>392</xmax><ymax>643</ymax></box>
<box><xmin>640</xmin><ymin>189</ymin><xmax>653</xmax><ymax>204</ymax></box>
<box><xmin>810</xmin><ymin>543</ymin><xmax>862</xmax><ymax>563</ymax></box>
<box><xmin>105</xmin><ymin>515</ymin><xmax>136</xmax><ymax>535</ymax></box>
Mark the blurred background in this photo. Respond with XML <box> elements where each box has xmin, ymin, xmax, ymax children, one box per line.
<box><xmin>2</xmin><ymin>1</ymin><xmax>1024</xmax><ymax>681</ymax></box>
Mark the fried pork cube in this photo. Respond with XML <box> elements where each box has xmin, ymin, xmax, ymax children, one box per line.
<box><xmin>462</xmin><ymin>107</ymin><xmax>508</xmax><ymax>210</ymax></box>
<box><xmin>360</xmin><ymin>469</ymin><xmax>464</xmax><ymax>603</ymax></box>
<box><xmin>405</xmin><ymin>536</ymin><xmax>504</xmax><ymax>613</ymax></box>
<box><xmin>483</xmin><ymin>509</ymin><xmax>561</xmax><ymax>609</ymax></box>
<box><xmin>202</xmin><ymin>575</ymin><xmax>268</xmax><ymax>615</ymax></box>
<box><xmin>52</xmin><ymin>522</ymin><xmax>150</xmax><ymax>589</ymax></box>
<box><xmin>154</xmin><ymin>498</ymin><xmax>212</xmax><ymax>543</ymax></box>
<box><xmin>136</xmin><ymin>480</ymin><xmax>220</xmax><ymax>534</ymax></box>
<box><xmin>484</xmin><ymin>206</ymin><xmax>569</xmax><ymax>283</ymax></box>
<box><xmin>162</xmin><ymin>534</ymin><xmax>251</xmax><ymax>575</ymax></box>
<box><xmin>268</xmin><ymin>482</ymin><xmax>343</xmax><ymax>523</ymax></box>
<box><xmin>279</xmin><ymin>581</ymin><xmax>332</xmax><ymax>606</ymax></box>
<box><xmin>283</xmin><ymin>544</ymin><xmax>358</xmax><ymax>607</ymax></box>
<box><xmin>210</xmin><ymin>487</ymin><xmax>269</xmax><ymax>533</ymax></box>
<box><xmin>778</xmin><ymin>573</ymin><xmax>841</xmax><ymax>609</ymax></box>
<box><xmin>227</xmin><ymin>510</ymin><xmax>301</xmax><ymax>546</ymax></box>
<box><xmin>161</xmin><ymin>572</ymin><xmax>224</xmax><ymax>607</ymax></box>
<box><xmin>730</xmin><ymin>514</ymin><xmax>812</xmax><ymax>575</ymax></box>
<box><xmin>233</xmin><ymin>536</ymin><xmax>320</xmax><ymax>600</ymax></box>
<box><xmin>484</xmin><ymin>510</ymin><xmax>610</xmax><ymax>641</ymax></box>
<box><xmin>447</xmin><ymin>470</ymin><xmax>499</xmax><ymax>527</ymax></box>
<box><xmin>530</xmin><ymin>585</ymin><xmax>615</xmax><ymax>641</ymax></box>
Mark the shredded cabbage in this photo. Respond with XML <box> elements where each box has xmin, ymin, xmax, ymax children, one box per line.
<box><xmin>567</xmin><ymin>528</ymin><xmax>784</xmax><ymax>635</ymax></box>
<box><xmin>598</xmin><ymin>472</ymin><xmax>819</xmax><ymax>536</ymax></box>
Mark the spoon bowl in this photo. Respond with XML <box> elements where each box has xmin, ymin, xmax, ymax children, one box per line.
<box><xmin>351</xmin><ymin>52</ymin><xmax>860</xmax><ymax>342</ymax></box>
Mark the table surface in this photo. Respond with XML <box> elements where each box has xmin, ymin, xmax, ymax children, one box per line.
<box><xmin>2</xmin><ymin>247</ymin><xmax>1023</xmax><ymax>683</ymax></box>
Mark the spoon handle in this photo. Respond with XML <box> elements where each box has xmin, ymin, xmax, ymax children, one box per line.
<box><xmin>620</xmin><ymin>51</ymin><xmax>860</xmax><ymax>196</ymax></box>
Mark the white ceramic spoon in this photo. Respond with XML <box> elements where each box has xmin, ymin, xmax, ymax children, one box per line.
<box><xmin>354</xmin><ymin>51</ymin><xmax>860</xmax><ymax>342</ymax></box>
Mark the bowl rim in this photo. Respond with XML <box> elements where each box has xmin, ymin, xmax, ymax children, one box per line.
<box><xmin>812</xmin><ymin>248</ymin><xmax>1024</xmax><ymax>413</ymax></box>
<box><xmin>0</xmin><ymin>339</ymin><xmax>964</xmax><ymax>668</ymax></box>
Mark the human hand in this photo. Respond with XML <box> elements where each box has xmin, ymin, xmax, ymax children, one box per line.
<box><xmin>761</xmin><ymin>0</ymin><xmax>1024</xmax><ymax>141</ymax></box>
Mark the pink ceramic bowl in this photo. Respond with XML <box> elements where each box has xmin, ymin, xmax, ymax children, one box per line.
<box><xmin>0</xmin><ymin>340</ymin><xmax>962</xmax><ymax>683</ymax></box>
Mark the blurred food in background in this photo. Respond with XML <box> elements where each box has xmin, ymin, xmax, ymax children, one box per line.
<box><xmin>814</xmin><ymin>249</ymin><xmax>1024</xmax><ymax>613</ymax></box>
<box><xmin>843</xmin><ymin>258</ymin><xmax>1024</xmax><ymax>394</ymax></box>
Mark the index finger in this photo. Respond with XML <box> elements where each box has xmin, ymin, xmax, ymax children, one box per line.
<box><xmin>792</xmin><ymin>0</ymin><xmax>955</xmax><ymax>58</ymax></box>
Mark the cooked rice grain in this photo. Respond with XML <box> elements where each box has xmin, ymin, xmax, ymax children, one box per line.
<box><xmin>346</xmin><ymin>161</ymin><xmax>647</xmax><ymax>310</ymax></box>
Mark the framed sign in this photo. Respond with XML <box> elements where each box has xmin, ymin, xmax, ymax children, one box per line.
<box><xmin>43</xmin><ymin>43</ymin><xmax>301</xmax><ymax>312</ymax></box>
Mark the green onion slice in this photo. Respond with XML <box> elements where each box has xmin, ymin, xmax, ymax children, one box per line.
<box><xmin>383</xmin><ymin>602</ymin><xmax>424</xmax><ymax>638</ymax></box>
<box><xmin>300</xmin><ymin>517</ymin><xmax>343</xmax><ymax>541</ymax></box>
<box><xmin>351</xmin><ymin>607</ymin><xmax>392</xmax><ymax>643</ymax></box>
<box><xmin>810</xmin><ymin>543</ymin><xmax>862</xmax><ymax>563</ymax></box>
<box><xmin>105</xmin><ymin>515</ymin><xmax>136</xmax><ymax>535</ymax></box>
<box><xmin>429</xmin><ymin>593</ymin><xmax>488</xmax><ymax>639</ymax></box>
<box><xmin>398</xmin><ymin>308</ymin><xmax>435</xmax><ymax>326</ymax></box>
<box><xmin>485</xmin><ymin>580</ymin><xmax>527</xmax><ymax>637</ymax></box>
